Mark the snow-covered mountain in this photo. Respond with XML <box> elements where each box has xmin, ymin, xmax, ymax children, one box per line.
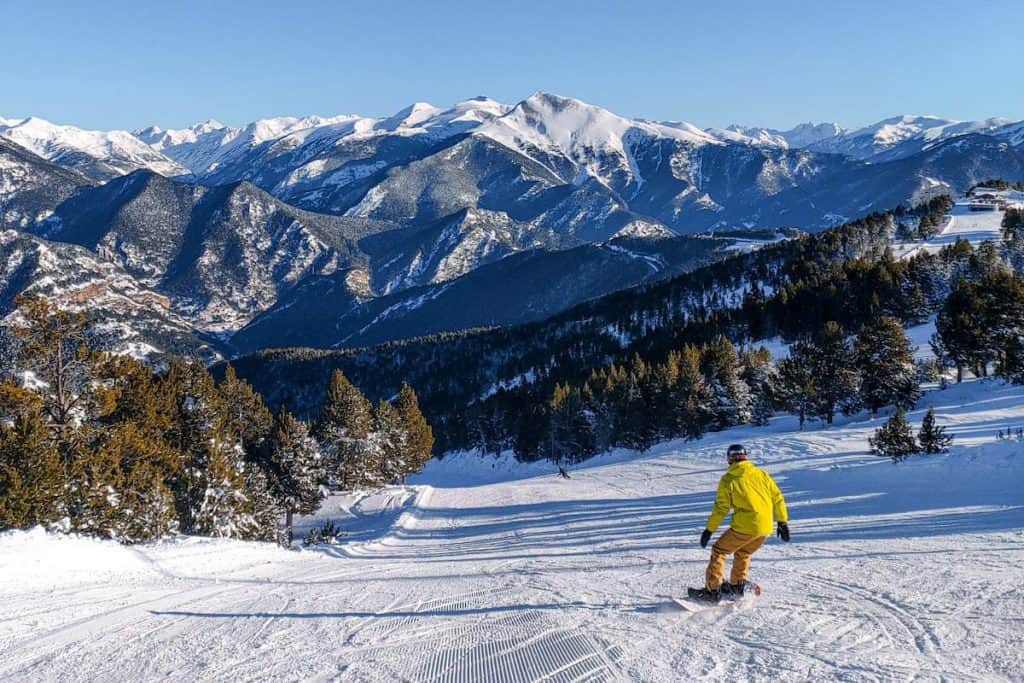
<box><xmin>33</xmin><ymin>170</ymin><xmax>389</xmax><ymax>334</ymax></box>
<box><xmin>0</xmin><ymin>229</ymin><xmax>211</xmax><ymax>358</ymax></box>
<box><xmin>1</xmin><ymin>94</ymin><xmax>1023</xmax><ymax>356</ymax></box>
<box><xmin>0</xmin><ymin>138</ymin><xmax>95</xmax><ymax>230</ymax></box>
<box><xmin>805</xmin><ymin>115</ymin><xmax>1013</xmax><ymax>162</ymax></box>
<box><xmin>0</xmin><ymin>116</ymin><xmax>189</xmax><ymax>181</ymax></box>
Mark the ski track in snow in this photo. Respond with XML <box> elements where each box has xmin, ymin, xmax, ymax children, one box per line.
<box><xmin>2</xmin><ymin>380</ymin><xmax>1024</xmax><ymax>681</ymax></box>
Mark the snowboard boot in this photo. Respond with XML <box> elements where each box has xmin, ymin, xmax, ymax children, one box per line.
<box><xmin>687</xmin><ymin>586</ymin><xmax>723</xmax><ymax>603</ymax></box>
<box><xmin>726</xmin><ymin>580</ymin><xmax>761</xmax><ymax>597</ymax></box>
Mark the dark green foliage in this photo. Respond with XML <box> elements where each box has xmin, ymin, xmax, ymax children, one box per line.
<box><xmin>917</xmin><ymin>407</ymin><xmax>953</xmax><ymax>454</ymax></box>
<box><xmin>869</xmin><ymin>409</ymin><xmax>921</xmax><ymax>462</ymax></box>
<box><xmin>0</xmin><ymin>414</ymin><xmax>64</xmax><ymax>530</ymax></box>
<box><xmin>854</xmin><ymin>316</ymin><xmax>921</xmax><ymax>415</ymax></box>
<box><xmin>808</xmin><ymin>322</ymin><xmax>861</xmax><ymax>424</ymax></box>
<box><xmin>224</xmin><ymin>207</ymin><xmax>989</xmax><ymax>463</ymax></box>
<box><xmin>937</xmin><ymin>272</ymin><xmax>1024</xmax><ymax>383</ymax></box>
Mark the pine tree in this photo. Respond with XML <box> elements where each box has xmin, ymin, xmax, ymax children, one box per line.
<box><xmin>85</xmin><ymin>422</ymin><xmax>179</xmax><ymax>542</ymax></box>
<box><xmin>243</xmin><ymin>466</ymin><xmax>284</xmax><ymax>544</ymax></box>
<box><xmin>809</xmin><ymin>322</ymin><xmax>861</xmax><ymax>424</ymax></box>
<box><xmin>917</xmin><ymin>407</ymin><xmax>953</xmax><ymax>454</ymax></box>
<box><xmin>869</xmin><ymin>408</ymin><xmax>920</xmax><ymax>462</ymax></box>
<box><xmin>671</xmin><ymin>345</ymin><xmax>715</xmax><ymax>439</ymax></box>
<box><xmin>548</xmin><ymin>383</ymin><xmax>595</xmax><ymax>463</ymax></box>
<box><xmin>371</xmin><ymin>399</ymin><xmax>407</xmax><ymax>485</ymax></box>
<box><xmin>314</xmin><ymin>370</ymin><xmax>373</xmax><ymax>490</ymax></box>
<box><xmin>854</xmin><ymin>316</ymin><xmax>921</xmax><ymax>415</ymax></box>
<box><xmin>777</xmin><ymin>345</ymin><xmax>816</xmax><ymax>430</ymax></box>
<box><xmin>394</xmin><ymin>384</ymin><xmax>434</xmax><ymax>475</ymax></box>
<box><xmin>0</xmin><ymin>413</ymin><xmax>65</xmax><ymax>530</ymax></box>
<box><xmin>700</xmin><ymin>337</ymin><xmax>751</xmax><ymax>428</ymax></box>
<box><xmin>10</xmin><ymin>296</ymin><xmax>97</xmax><ymax>434</ymax></box>
<box><xmin>937</xmin><ymin>280</ymin><xmax>990</xmax><ymax>382</ymax></box>
<box><xmin>740</xmin><ymin>347</ymin><xmax>776</xmax><ymax>426</ymax></box>
<box><xmin>192</xmin><ymin>440</ymin><xmax>255</xmax><ymax>539</ymax></box>
<box><xmin>266</xmin><ymin>408</ymin><xmax>325</xmax><ymax>543</ymax></box>
<box><xmin>617</xmin><ymin>355</ymin><xmax>658</xmax><ymax>451</ymax></box>
<box><xmin>218</xmin><ymin>364</ymin><xmax>273</xmax><ymax>458</ymax></box>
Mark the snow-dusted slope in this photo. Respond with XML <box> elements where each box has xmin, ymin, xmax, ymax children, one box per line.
<box><xmin>0</xmin><ymin>116</ymin><xmax>189</xmax><ymax>181</ymax></box>
<box><xmin>717</xmin><ymin>116</ymin><xmax>1017</xmax><ymax>163</ymax></box>
<box><xmin>136</xmin><ymin>114</ymin><xmax>363</xmax><ymax>176</ymax></box>
<box><xmin>476</xmin><ymin>92</ymin><xmax>720</xmax><ymax>191</ymax></box>
<box><xmin>0</xmin><ymin>230</ymin><xmax>211</xmax><ymax>358</ymax></box>
<box><xmin>1</xmin><ymin>378</ymin><xmax>1021</xmax><ymax>681</ymax></box>
<box><xmin>0</xmin><ymin>138</ymin><xmax>94</xmax><ymax>230</ymax></box>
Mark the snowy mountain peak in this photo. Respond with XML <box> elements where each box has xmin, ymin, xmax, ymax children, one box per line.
<box><xmin>0</xmin><ymin>115</ymin><xmax>189</xmax><ymax>180</ymax></box>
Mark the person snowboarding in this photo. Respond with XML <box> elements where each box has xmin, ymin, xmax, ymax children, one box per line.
<box><xmin>689</xmin><ymin>444</ymin><xmax>789</xmax><ymax>603</ymax></box>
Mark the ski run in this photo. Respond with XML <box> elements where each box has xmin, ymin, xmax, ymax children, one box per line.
<box><xmin>1</xmin><ymin>377</ymin><xmax>1022</xmax><ymax>681</ymax></box>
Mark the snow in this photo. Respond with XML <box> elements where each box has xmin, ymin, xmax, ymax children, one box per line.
<box><xmin>0</xmin><ymin>116</ymin><xmax>188</xmax><ymax>177</ymax></box>
<box><xmin>892</xmin><ymin>201</ymin><xmax>1006</xmax><ymax>260</ymax></box>
<box><xmin>1</xmin><ymin>378</ymin><xmax>1022</xmax><ymax>680</ymax></box>
<box><xmin>475</xmin><ymin>92</ymin><xmax>721</xmax><ymax>187</ymax></box>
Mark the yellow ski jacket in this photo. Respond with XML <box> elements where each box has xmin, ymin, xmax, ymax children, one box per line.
<box><xmin>705</xmin><ymin>460</ymin><xmax>788</xmax><ymax>536</ymax></box>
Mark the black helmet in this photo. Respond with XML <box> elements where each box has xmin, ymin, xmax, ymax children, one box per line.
<box><xmin>726</xmin><ymin>444</ymin><xmax>748</xmax><ymax>462</ymax></box>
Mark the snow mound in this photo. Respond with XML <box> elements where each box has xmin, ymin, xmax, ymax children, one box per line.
<box><xmin>0</xmin><ymin>527</ymin><xmax>153</xmax><ymax>594</ymax></box>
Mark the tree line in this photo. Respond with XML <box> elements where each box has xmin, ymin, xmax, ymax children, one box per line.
<box><xmin>0</xmin><ymin>297</ymin><xmax>433</xmax><ymax>544</ymax></box>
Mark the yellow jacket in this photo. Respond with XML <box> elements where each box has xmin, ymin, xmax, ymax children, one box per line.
<box><xmin>706</xmin><ymin>460</ymin><xmax>788</xmax><ymax>536</ymax></box>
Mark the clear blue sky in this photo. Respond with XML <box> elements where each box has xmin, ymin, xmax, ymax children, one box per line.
<box><xmin>2</xmin><ymin>0</ymin><xmax>1021</xmax><ymax>131</ymax></box>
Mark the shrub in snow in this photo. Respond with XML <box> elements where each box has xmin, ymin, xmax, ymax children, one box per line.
<box><xmin>869</xmin><ymin>408</ymin><xmax>921</xmax><ymax>462</ymax></box>
<box><xmin>917</xmin><ymin>407</ymin><xmax>953</xmax><ymax>454</ymax></box>
<box><xmin>302</xmin><ymin>519</ymin><xmax>344</xmax><ymax>547</ymax></box>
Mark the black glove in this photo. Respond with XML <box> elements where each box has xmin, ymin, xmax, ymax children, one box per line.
<box><xmin>700</xmin><ymin>529</ymin><xmax>712</xmax><ymax>548</ymax></box>
<box><xmin>777</xmin><ymin>522</ymin><xmax>790</xmax><ymax>542</ymax></box>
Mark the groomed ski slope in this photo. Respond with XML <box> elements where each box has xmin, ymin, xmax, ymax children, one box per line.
<box><xmin>2</xmin><ymin>379</ymin><xmax>1023</xmax><ymax>681</ymax></box>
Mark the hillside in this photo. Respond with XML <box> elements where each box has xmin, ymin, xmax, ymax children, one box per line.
<box><xmin>1</xmin><ymin>378</ymin><xmax>1020</xmax><ymax>680</ymax></box>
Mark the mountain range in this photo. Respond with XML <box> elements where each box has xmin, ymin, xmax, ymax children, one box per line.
<box><xmin>1</xmin><ymin>93</ymin><xmax>1023</xmax><ymax>358</ymax></box>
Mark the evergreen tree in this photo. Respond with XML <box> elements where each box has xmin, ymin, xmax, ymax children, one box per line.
<box><xmin>739</xmin><ymin>346</ymin><xmax>776</xmax><ymax>426</ymax></box>
<box><xmin>671</xmin><ymin>345</ymin><xmax>715</xmax><ymax>439</ymax></box>
<box><xmin>314</xmin><ymin>370</ymin><xmax>373</xmax><ymax>490</ymax></box>
<box><xmin>548</xmin><ymin>383</ymin><xmax>595</xmax><ymax>463</ymax></box>
<box><xmin>243</xmin><ymin>466</ymin><xmax>284</xmax><ymax>544</ymax></box>
<box><xmin>82</xmin><ymin>422</ymin><xmax>179</xmax><ymax>542</ymax></box>
<box><xmin>161</xmin><ymin>359</ymin><xmax>255</xmax><ymax>537</ymax></box>
<box><xmin>808</xmin><ymin>322</ymin><xmax>861</xmax><ymax>424</ymax></box>
<box><xmin>917</xmin><ymin>407</ymin><xmax>953</xmax><ymax>454</ymax></box>
<box><xmin>617</xmin><ymin>355</ymin><xmax>658</xmax><ymax>451</ymax></box>
<box><xmin>10</xmin><ymin>296</ymin><xmax>97</xmax><ymax>434</ymax></box>
<box><xmin>218</xmin><ymin>364</ymin><xmax>273</xmax><ymax>458</ymax></box>
<box><xmin>192</xmin><ymin>441</ymin><xmax>256</xmax><ymax>539</ymax></box>
<box><xmin>0</xmin><ymin>413</ymin><xmax>65</xmax><ymax>530</ymax></box>
<box><xmin>371</xmin><ymin>399</ymin><xmax>407</xmax><ymax>485</ymax></box>
<box><xmin>854</xmin><ymin>316</ymin><xmax>921</xmax><ymax>415</ymax></box>
<box><xmin>776</xmin><ymin>348</ymin><xmax>816</xmax><ymax>430</ymax></box>
<box><xmin>266</xmin><ymin>408</ymin><xmax>324</xmax><ymax>543</ymax></box>
<box><xmin>701</xmin><ymin>337</ymin><xmax>751</xmax><ymax>428</ymax></box>
<box><xmin>869</xmin><ymin>408</ymin><xmax>920</xmax><ymax>462</ymax></box>
<box><xmin>394</xmin><ymin>384</ymin><xmax>434</xmax><ymax>474</ymax></box>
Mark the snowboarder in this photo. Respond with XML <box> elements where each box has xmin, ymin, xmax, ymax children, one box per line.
<box><xmin>689</xmin><ymin>444</ymin><xmax>790</xmax><ymax>602</ymax></box>
<box><xmin>558</xmin><ymin>466</ymin><xmax>571</xmax><ymax>479</ymax></box>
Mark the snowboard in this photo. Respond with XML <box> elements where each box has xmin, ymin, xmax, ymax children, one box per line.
<box><xmin>681</xmin><ymin>581</ymin><xmax>761</xmax><ymax>607</ymax></box>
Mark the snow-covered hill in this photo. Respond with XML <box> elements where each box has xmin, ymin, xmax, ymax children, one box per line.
<box><xmin>0</xmin><ymin>116</ymin><xmax>189</xmax><ymax>181</ymax></box>
<box><xmin>2</xmin><ymin>378</ymin><xmax>1021</xmax><ymax>681</ymax></box>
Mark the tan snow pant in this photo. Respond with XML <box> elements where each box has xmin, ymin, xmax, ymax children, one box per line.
<box><xmin>705</xmin><ymin>527</ymin><xmax>767</xmax><ymax>590</ymax></box>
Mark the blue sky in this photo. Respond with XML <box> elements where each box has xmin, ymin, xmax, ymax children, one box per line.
<box><xmin>2</xmin><ymin>0</ymin><xmax>1021</xmax><ymax>131</ymax></box>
